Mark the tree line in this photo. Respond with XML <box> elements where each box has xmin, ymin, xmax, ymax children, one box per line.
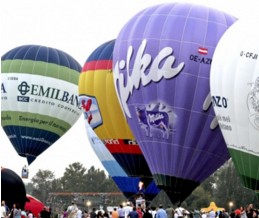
<box><xmin>26</xmin><ymin>160</ymin><xmax>258</xmax><ymax>213</ymax></box>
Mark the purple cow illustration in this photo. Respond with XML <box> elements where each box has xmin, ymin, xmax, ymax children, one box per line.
<box><xmin>136</xmin><ymin>105</ymin><xmax>170</xmax><ymax>139</ymax></box>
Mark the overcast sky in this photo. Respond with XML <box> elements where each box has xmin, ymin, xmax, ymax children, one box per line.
<box><xmin>1</xmin><ymin>0</ymin><xmax>258</xmax><ymax>182</ymax></box>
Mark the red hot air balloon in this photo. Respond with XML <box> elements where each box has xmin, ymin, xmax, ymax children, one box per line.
<box><xmin>25</xmin><ymin>195</ymin><xmax>46</xmax><ymax>218</ymax></box>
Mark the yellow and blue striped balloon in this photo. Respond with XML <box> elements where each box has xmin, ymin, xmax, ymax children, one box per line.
<box><xmin>78</xmin><ymin>40</ymin><xmax>153</xmax><ymax>184</ymax></box>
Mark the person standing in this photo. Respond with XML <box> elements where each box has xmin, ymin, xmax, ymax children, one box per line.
<box><xmin>229</xmin><ymin>209</ymin><xmax>235</xmax><ymax>218</ymax></box>
<box><xmin>103</xmin><ymin>211</ymin><xmax>109</xmax><ymax>218</ymax></box>
<box><xmin>21</xmin><ymin>209</ymin><xmax>27</xmax><ymax>218</ymax></box>
<box><xmin>97</xmin><ymin>211</ymin><xmax>103</xmax><ymax>218</ymax></box>
<box><xmin>63</xmin><ymin>210</ymin><xmax>68</xmax><ymax>218</ymax></box>
<box><xmin>12</xmin><ymin>204</ymin><xmax>22</xmax><ymax>218</ymax></box>
<box><xmin>143</xmin><ymin>208</ymin><xmax>152</xmax><ymax>218</ymax></box>
<box><xmin>40</xmin><ymin>207</ymin><xmax>49</xmax><ymax>218</ymax></box>
<box><xmin>222</xmin><ymin>209</ymin><xmax>229</xmax><ymax>218</ymax></box>
<box><xmin>240</xmin><ymin>206</ymin><xmax>247</xmax><ymax>218</ymax></box>
<box><xmin>192</xmin><ymin>209</ymin><xmax>200</xmax><ymax>218</ymax></box>
<box><xmin>218</xmin><ymin>211</ymin><xmax>224</xmax><ymax>218</ymax></box>
<box><xmin>128</xmin><ymin>207</ymin><xmax>138</xmax><ymax>218</ymax></box>
<box><xmin>27</xmin><ymin>211</ymin><xmax>33</xmax><ymax>218</ymax></box>
<box><xmin>156</xmin><ymin>205</ymin><xmax>167</xmax><ymax>218</ymax></box>
<box><xmin>48</xmin><ymin>208</ymin><xmax>52</xmax><ymax>218</ymax></box>
<box><xmin>118</xmin><ymin>205</ymin><xmax>125</xmax><ymax>218</ymax></box>
<box><xmin>136</xmin><ymin>205</ymin><xmax>143</xmax><ymax>218</ymax></box>
<box><xmin>246</xmin><ymin>204</ymin><xmax>256</xmax><ymax>218</ymax></box>
<box><xmin>1</xmin><ymin>201</ymin><xmax>6</xmax><ymax>218</ymax></box>
<box><xmin>112</xmin><ymin>208</ymin><xmax>119</xmax><ymax>218</ymax></box>
<box><xmin>174</xmin><ymin>210</ymin><xmax>178</xmax><ymax>218</ymax></box>
<box><xmin>150</xmin><ymin>207</ymin><xmax>156</xmax><ymax>218</ymax></box>
<box><xmin>201</xmin><ymin>211</ymin><xmax>207</xmax><ymax>218</ymax></box>
<box><xmin>123</xmin><ymin>203</ymin><xmax>133</xmax><ymax>218</ymax></box>
<box><xmin>208</xmin><ymin>209</ymin><xmax>216</xmax><ymax>218</ymax></box>
<box><xmin>175</xmin><ymin>207</ymin><xmax>183</xmax><ymax>218</ymax></box>
<box><xmin>166</xmin><ymin>206</ymin><xmax>174</xmax><ymax>218</ymax></box>
<box><xmin>90</xmin><ymin>208</ymin><xmax>97</xmax><ymax>218</ymax></box>
<box><xmin>67</xmin><ymin>203</ymin><xmax>78</xmax><ymax>218</ymax></box>
<box><xmin>77</xmin><ymin>208</ymin><xmax>82</xmax><ymax>218</ymax></box>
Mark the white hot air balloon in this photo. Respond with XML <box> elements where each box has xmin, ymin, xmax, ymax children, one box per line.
<box><xmin>210</xmin><ymin>19</ymin><xmax>259</xmax><ymax>196</ymax></box>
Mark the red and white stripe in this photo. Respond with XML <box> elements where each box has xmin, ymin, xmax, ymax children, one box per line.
<box><xmin>198</xmin><ymin>47</ymin><xmax>208</xmax><ymax>55</ymax></box>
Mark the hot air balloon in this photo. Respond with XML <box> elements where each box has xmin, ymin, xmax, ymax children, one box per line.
<box><xmin>25</xmin><ymin>195</ymin><xmax>46</xmax><ymax>218</ymax></box>
<box><xmin>1</xmin><ymin>167</ymin><xmax>27</xmax><ymax>210</ymax></box>
<box><xmin>210</xmin><ymin>19</ymin><xmax>259</xmax><ymax>196</ymax></box>
<box><xmin>113</xmin><ymin>3</ymin><xmax>237</xmax><ymax>204</ymax></box>
<box><xmin>1</xmin><ymin>45</ymin><xmax>82</xmax><ymax>165</ymax></box>
<box><xmin>85</xmin><ymin>122</ymin><xmax>160</xmax><ymax>202</ymax></box>
<box><xmin>78</xmin><ymin>40</ymin><xmax>153</xmax><ymax>187</ymax></box>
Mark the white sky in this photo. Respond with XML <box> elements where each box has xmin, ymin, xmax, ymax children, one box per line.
<box><xmin>1</xmin><ymin>0</ymin><xmax>258</xmax><ymax>182</ymax></box>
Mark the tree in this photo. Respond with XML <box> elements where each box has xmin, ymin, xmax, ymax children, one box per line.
<box><xmin>26</xmin><ymin>161</ymin><xmax>258</xmax><ymax>212</ymax></box>
<box><xmin>85</xmin><ymin>166</ymin><xmax>108</xmax><ymax>192</ymax></box>
<box><xmin>185</xmin><ymin>186</ymin><xmax>212</xmax><ymax>209</ymax></box>
<box><xmin>213</xmin><ymin>160</ymin><xmax>257</xmax><ymax>208</ymax></box>
<box><xmin>61</xmin><ymin>162</ymin><xmax>88</xmax><ymax>192</ymax></box>
<box><xmin>103</xmin><ymin>175</ymin><xmax>120</xmax><ymax>192</ymax></box>
<box><xmin>28</xmin><ymin>169</ymin><xmax>56</xmax><ymax>203</ymax></box>
<box><xmin>151</xmin><ymin>190</ymin><xmax>171</xmax><ymax>208</ymax></box>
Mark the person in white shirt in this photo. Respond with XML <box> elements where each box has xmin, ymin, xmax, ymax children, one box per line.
<box><xmin>201</xmin><ymin>211</ymin><xmax>207</xmax><ymax>218</ymax></box>
<box><xmin>67</xmin><ymin>202</ymin><xmax>78</xmax><ymax>218</ymax></box>
<box><xmin>123</xmin><ymin>203</ymin><xmax>133</xmax><ymax>218</ymax></box>
<box><xmin>118</xmin><ymin>205</ymin><xmax>125</xmax><ymax>218</ymax></box>
<box><xmin>77</xmin><ymin>208</ymin><xmax>82</xmax><ymax>218</ymax></box>
<box><xmin>174</xmin><ymin>210</ymin><xmax>178</xmax><ymax>218</ymax></box>
<box><xmin>208</xmin><ymin>209</ymin><xmax>216</xmax><ymax>218</ymax></box>
<box><xmin>150</xmin><ymin>206</ymin><xmax>156</xmax><ymax>218</ymax></box>
<box><xmin>1</xmin><ymin>201</ymin><xmax>6</xmax><ymax>218</ymax></box>
<box><xmin>175</xmin><ymin>207</ymin><xmax>183</xmax><ymax>218</ymax></box>
<box><xmin>27</xmin><ymin>211</ymin><xmax>33</xmax><ymax>218</ymax></box>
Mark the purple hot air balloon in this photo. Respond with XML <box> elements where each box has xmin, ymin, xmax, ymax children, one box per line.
<box><xmin>113</xmin><ymin>2</ymin><xmax>237</xmax><ymax>204</ymax></box>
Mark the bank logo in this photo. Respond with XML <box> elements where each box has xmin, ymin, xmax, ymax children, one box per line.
<box><xmin>16</xmin><ymin>81</ymin><xmax>80</xmax><ymax>107</ymax></box>
<box><xmin>18</xmin><ymin>81</ymin><xmax>30</xmax><ymax>95</ymax></box>
<box><xmin>17</xmin><ymin>81</ymin><xmax>30</xmax><ymax>102</ymax></box>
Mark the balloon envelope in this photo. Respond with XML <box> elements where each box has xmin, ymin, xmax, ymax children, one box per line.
<box><xmin>1</xmin><ymin>45</ymin><xmax>82</xmax><ymax>164</ymax></box>
<box><xmin>85</xmin><ymin>122</ymin><xmax>160</xmax><ymax>201</ymax></box>
<box><xmin>113</xmin><ymin>3</ymin><xmax>237</xmax><ymax>203</ymax></box>
<box><xmin>25</xmin><ymin>195</ymin><xmax>45</xmax><ymax>218</ymax></box>
<box><xmin>78</xmin><ymin>40</ymin><xmax>152</xmax><ymax>184</ymax></box>
<box><xmin>210</xmin><ymin>19</ymin><xmax>259</xmax><ymax>194</ymax></box>
<box><xmin>1</xmin><ymin>167</ymin><xmax>27</xmax><ymax>209</ymax></box>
